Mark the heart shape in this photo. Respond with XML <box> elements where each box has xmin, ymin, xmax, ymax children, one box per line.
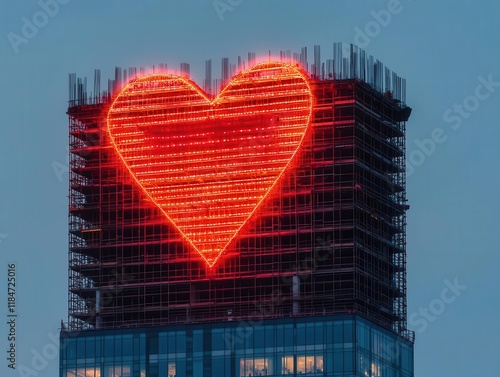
<box><xmin>107</xmin><ymin>61</ymin><xmax>313</xmax><ymax>267</ymax></box>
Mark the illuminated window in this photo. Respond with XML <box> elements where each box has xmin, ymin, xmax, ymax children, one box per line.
<box><xmin>66</xmin><ymin>368</ymin><xmax>101</xmax><ymax>377</ymax></box>
<box><xmin>297</xmin><ymin>356</ymin><xmax>324</xmax><ymax>374</ymax></box>
<box><xmin>371</xmin><ymin>362</ymin><xmax>381</xmax><ymax>377</ymax></box>
<box><xmin>168</xmin><ymin>362</ymin><xmax>176</xmax><ymax>377</ymax></box>
<box><xmin>315</xmin><ymin>356</ymin><xmax>324</xmax><ymax>373</ymax></box>
<box><xmin>239</xmin><ymin>357</ymin><xmax>271</xmax><ymax>376</ymax></box>
<box><xmin>103</xmin><ymin>366</ymin><xmax>130</xmax><ymax>377</ymax></box>
<box><xmin>282</xmin><ymin>356</ymin><xmax>294</xmax><ymax>374</ymax></box>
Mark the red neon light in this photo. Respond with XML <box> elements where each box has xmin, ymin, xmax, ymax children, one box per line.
<box><xmin>107</xmin><ymin>61</ymin><xmax>313</xmax><ymax>267</ymax></box>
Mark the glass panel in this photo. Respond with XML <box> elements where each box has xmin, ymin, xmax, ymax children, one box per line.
<box><xmin>344</xmin><ymin>350</ymin><xmax>353</xmax><ymax>373</ymax></box>
<box><xmin>333</xmin><ymin>324</ymin><xmax>343</xmax><ymax>343</ymax></box>
<box><xmin>213</xmin><ymin>357</ymin><xmax>224</xmax><ymax>377</ymax></box>
<box><xmin>176</xmin><ymin>332</ymin><xmax>186</xmax><ymax>353</ymax></box>
<box><xmin>372</xmin><ymin>332</ymin><xmax>380</xmax><ymax>356</ymax></box>
<box><xmin>159</xmin><ymin>333</ymin><xmax>167</xmax><ymax>355</ymax></box>
<box><xmin>240</xmin><ymin>358</ymin><xmax>253</xmax><ymax>377</ymax></box>
<box><xmin>371</xmin><ymin>361</ymin><xmax>381</xmax><ymax>377</ymax></box>
<box><xmin>85</xmin><ymin>338</ymin><xmax>95</xmax><ymax>359</ymax></box>
<box><xmin>402</xmin><ymin>346</ymin><xmax>411</xmax><ymax>371</ymax></box>
<box><xmin>358</xmin><ymin>354</ymin><xmax>370</xmax><ymax>376</ymax></box>
<box><xmin>333</xmin><ymin>351</ymin><xmax>343</xmax><ymax>373</ymax></box>
<box><xmin>122</xmin><ymin>336</ymin><xmax>133</xmax><ymax>357</ymax></box>
<box><xmin>168</xmin><ymin>362</ymin><xmax>176</xmax><ymax>377</ymax></box>
<box><xmin>297</xmin><ymin>356</ymin><xmax>316</xmax><ymax>374</ymax></box>
<box><xmin>104</xmin><ymin>338</ymin><xmax>114</xmax><ymax>358</ymax></box>
<box><xmin>276</xmin><ymin>326</ymin><xmax>284</xmax><ymax>347</ymax></box>
<box><xmin>239</xmin><ymin>358</ymin><xmax>270</xmax><ymax>376</ymax></box>
<box><xmin>264</xmin><ymin>327</ymin><xmax>275</xmax><ymax>348</ymax></box>
<box><xmin>212</xmin><ymin>329</ymin><xmax>225</xmax><ymax>351</ymax></box>
<box><xmin>315</xmin><ymin>356</ymin><xmax>324</xmax><ymax>374</ymax></box>
<box><xmin>225</xmin><ymin>357</ymin><xmax>231</xmax><ymax>377</ymax></box>
<box><xmin>103</xmin><ymin>366</ymin><xmax>115</xmax><ymax>377</ymax></box>
<box><xmin>95</xmin><ymin>338</ymin><xmax>101</xmax><ymax>359</ymax></box>
<box><xmin>257</xmin><ymin>358</ymin><xmax>271</xmax><ymax>376</ymax></box>
<box><xmin>176</xmin><ymin>360</ymin><xmax>186</xmax><ymax>377</ymax></box>
<box><xmin>77</xmin><ymin>338</ymin><xmax>86</xmax><ymax>358</ymax></box>
<box><xmin>140</xmin><ymin>334</ymin><xmax>146</xmax><ymax>355</ymax></box>
<box><xmin>168</xmin><ymin>334</ymin><xmax>176</xmax><ymax>353</ymax></box>
<box><xmin>282</xmin><ymin>356</ymin><xmax>294</xmax><ymax>375</ymax></box>
<box><xmin>114</xmin><ymin>336</ymin><xmax>122</xmax><ymax>357</ymax></box>
<box><xmin>284</xmin><ymin>325</ymin><xmax>293</xmax><ymax>347</ymax></box>
<box><xmin>297</xmin><ymin>356</ymin><xmax>304</xmax><ymax>373</ymax></box>
<box><xmin>193</xmin><ymin>330</ymin><xmax>203</xmax><ymax>353</ymax></box>
<box><xmin>121</xmin><ymin>366</ymin><xmax>131</xmax><ymax>377</ymax></box>
<box><xmin>193</xmin><ymin>359</ymin><xmax>203</xmax><ymax>377</ymax></box>
<box><xmin>66</xmin><ymin>368</ymin><xmax>101</xmax><ymax>377</ymax></box>
<box><xmin>254</xmin><ymin>329</ymin><xmax>265</xmax><ymax>348</ymax></box>
<box><xmin>297</xmin><ymin>324</ymin><xmax>306</xmax><ymax>346</ymax></box>
<box><xmin>343</xmin><ymin>322</ymin><xmax>353</xmax><ymax>343</ymax></box>
<box><xmin>325</xmin><ymin>323</ymin><xmax>333</xmax><ymax>346</ymax></box>
<box><xmin>356</xmin><ymin>323</ymin><xmax>368</xmax><ymax>350</ymax></box>
<box><xmin>306</xmin><ymin>323</ymin><xmax>315</xmax><ymax>345</ymax></box>
<box><xmin>67</xmin><ymin>339</ymin><xmax>77</xmax><ymax>360</ymax></box>
<box><xmin>244</xmin><ymin>328</ymin><xmax>254</xmax><ymax>349</ymax></box>
<box><xmin>325</xmin><ymin>351</ymin><xmax>333</xmax><ymax>374</ymax></box>
<box><xmin>103</xmin><ymin>365</ymin><xmax>131</xmax><ymax>377</ymax></box>
<box><xmin>314</xmin><ymin>323</ymin><xmax>324</xmax><ymax>344</ymax></box>
<box><xmin>148</xmin><ymin>333</ymin><xmax>158</xmax><ymax>355</ymax></box>
<box><xmin>158</xmin><ymin>361</ymin><xmax>167</xmax><ymax>376</ymax></box>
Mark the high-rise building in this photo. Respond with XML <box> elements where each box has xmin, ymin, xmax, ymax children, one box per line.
<box><xmin>61</xmin><ymin>43</ymin><xmax>414</xmax><ymax>377</ymax></box>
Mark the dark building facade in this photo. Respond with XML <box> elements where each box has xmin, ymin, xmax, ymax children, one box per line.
<box><xmin>61</xmin><ymin>44</ymin><xmax>414</xmax><ymax>377</ymax></box>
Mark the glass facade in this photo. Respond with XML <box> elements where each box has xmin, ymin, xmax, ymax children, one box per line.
<box><xmin>60</xmin><ymin>315</ymin><xmax>413</xmax><ymax>377</ymax></box>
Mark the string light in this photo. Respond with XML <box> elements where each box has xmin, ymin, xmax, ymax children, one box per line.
<box><xmin>107</xmin><ymin>61</ymin><xmax>313</xmax><ymax>267</ymax></box>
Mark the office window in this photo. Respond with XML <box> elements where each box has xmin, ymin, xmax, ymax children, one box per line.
<box><xmin>297</xmin><ymin>355</ymin><xmax>324</xmax><ymax>374</ymax></box>
<box><xmin>239</xmin><ymin>357</ymin><xmax>270</xmax><ymax>376</ymax></box>
<box><xmin>282</xmin><ymin>356</ymin><xmax>294</xmax><ymax>375</ymax></box>
<box><xmin>66</xmin><ymin>368</ymin><xmax>101</xmax><ymax>377</ymax></box>
<box><xmin>103</xmin><ymin>365</ymin><xmax>131</xmax><ymax>377</ymax></box>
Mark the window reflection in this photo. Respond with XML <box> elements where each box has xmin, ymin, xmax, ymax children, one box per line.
<box><xmin>371</xmin><ymin>362</ymin><xmax>381</xmax><ymax>377</ymax></box>
<box><xmin>239</xmin><ymin>357</ymin><xmax>271</xmax><ymax>376</ymax></box>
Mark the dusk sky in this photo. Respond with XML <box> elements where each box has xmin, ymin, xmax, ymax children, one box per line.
<box><xmin>1</xmin><ymin>1</ymin><xmax>499</xmax><ymax>376</ymax></box>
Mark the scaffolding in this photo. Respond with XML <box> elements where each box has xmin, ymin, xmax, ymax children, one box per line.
<box><xmin>66</xmin><ymin>44</ymin><xmax>413</xmax><ymax>342</ymax></box>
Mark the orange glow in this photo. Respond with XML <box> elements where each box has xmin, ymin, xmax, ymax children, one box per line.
<box><xmin>107</xmin><ymin>61</ymin><xmax>313</xmax><ymax>267</ymax></box>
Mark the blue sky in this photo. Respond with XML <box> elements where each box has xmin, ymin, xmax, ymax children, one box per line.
<box><xmin>1</xmin><ymin>1</ymin><xmax>499</xmax><ymax>376</ymax></box>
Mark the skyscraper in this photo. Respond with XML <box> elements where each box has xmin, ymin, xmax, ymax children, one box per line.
<box><xmin>61</xmin><ymin>43</ymin><xmax>414</xmax><ymax>377</ymax></box>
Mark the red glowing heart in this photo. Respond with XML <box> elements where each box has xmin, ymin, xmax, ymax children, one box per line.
<box><xmin>107</xmin><ymin>61</ymin><xmax>313</xmax><ymax>267</ymax></box>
